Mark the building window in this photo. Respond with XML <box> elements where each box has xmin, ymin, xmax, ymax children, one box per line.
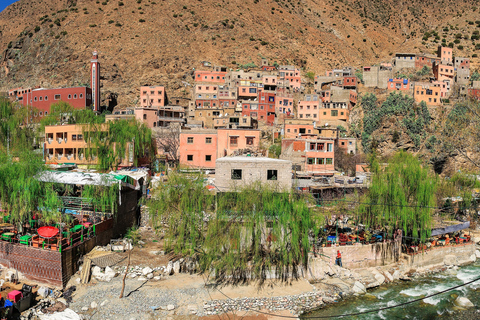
<box><xmin>77</xmin><ymin>134</ymin><xmax>83</xmax><ymax>140</ymax></box>
<box><xmin>187</xmin><ymin>137</ymin><xmax>194</xmax><ymax>144</ymax></box>
<box><xmin>68</xmin><ymin>94</ymin><xmax>72</xmax><ymax>99</ymax></box>
<box><xmin>45</xmin><ymin>111</ymin><xmax>48</xmax><ymax>115</ymax></box>
<box><xmin>331</xmin><ymin>110</ymin><xmax>338</xmax><ymax>116</ymax></box>
<box><xmin>80</xmin><ymin>94</ymin><xmax>83</xmax><ymax>98</ymax></box>
<box><xmin>326</xmin><ymin>158</ymin><xmax>333</xmax><ymax>165</ymax></box>
<box><xmin>327</xmin><ymin>143</ymin><xmax>333</xmax><ymax>152</ymax></box>
<box><xmin>72</xmin><ymin>135</ymin><xmax>77</xmax><ymax>141</ymax></box>
<box><xmin>40</xmin><ymin>112</ymin><xmax>43</xmax><ymax>116</ymax></box>
<box><xmin>205</xmin><ymin>155</ymin><xmax>212</xmax><ymax>162</ymax></box>
<box><xmin>143</xmin><ymin>114</ymin><xmax>147</xmax><ymax>120</ymax></box>
<box><xmin>231</xmin><ymin>169</ymin><xmax>242</xmax><ymax>180</ymax></box>
<box><xmin>39</xmin><ymin>96</ymin><xmax>43</xmax><ymax>101</ymax></box>
<box><xmin>45</xmin><ymin>96</ymin><xmax>48</xmax><ymax>101</ymax></box>
<box><xmin>267</xmin><ymin>170</ymin><xmax>278</xmax><ymax>180</ymax></box>
<box><xmin>205</xmin><ymin>137</ymin><xmax>212</xmax><ymax>144</ymax></box>
<box><xmin>187</xmin><ymin>155</ymin><xmax>193</xmax><ymax>161</ymax></box>
<box><xmin>230</xmin><ymin>136</ymin><xmax>238</xmax><ymax>146</ymax></box>
<box><xmin>307</xmin><ymin>158</ymin><xmax>315</xmax><ymax>164</ymax></box>
<box><xmin>246</xmin><ymin>137</ymin><xmax>254</xmax><ymax>145</ymax></box>
<box><xmin>74</xmin><ymin>94</ymin><xmax>77</xmax><ymax>99</ymax></box>
<box><xmin>317</xmin><ymin>158</ymin><xmax>325</xmax><ymax>165</ymax></box>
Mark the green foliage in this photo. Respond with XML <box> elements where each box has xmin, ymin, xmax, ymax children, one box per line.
<box><xmin>358</xmin><ymin>152</ymin><xmax>437</xmax><ymax>242</ymax></box>
<box><xmin>361</xmin><ymin>93</ymin><xmax>430</xmax><ymax>152</ymax></box>
<box><xmin>0</xmin><ymin>98</ymin><xmax>36</xmax><ymax>154</ymax></box>
<box><xmin>416</xmin><ymin>65</ymin><xmax>430</xmax><ymax>76</ymax></box>
<box><xmin>147</xmin><ymin>174</ymin><xmax>318</xmax><ymax>282</ymax></box>
<box><xmin>84</xmin><ymin>119</ymin><xmax>153</xmax><ymax>170</ymax></box>
<box><xmin>39</xmin><ymin>101</ymin><xmax>105</xmax><ymax>131</ymax></box>
<box><xmin>471</xmin><ymin>71</ymin><xmax>480</xmax><ymax>82</ymax></box>
<box><xmin>268</xmin><ymin>144</ymin><xmax>282</xmax><ymax>158</ymax></box>
<box><xmin>305</xmin><ymin>72</ymin><xmax>315</xmax><ymax>81</ymax></box>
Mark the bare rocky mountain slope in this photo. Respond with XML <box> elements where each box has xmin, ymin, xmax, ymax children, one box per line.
<box><xmin>1</xmin><ymin>0</ymin><xmax>480</xmax><ymax>106</ymax></box>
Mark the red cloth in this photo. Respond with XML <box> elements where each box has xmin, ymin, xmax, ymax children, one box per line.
<box><xmin>337</xmin><ymin>252</ymin><xmax>341</xmax><ymax>258</ymax></box>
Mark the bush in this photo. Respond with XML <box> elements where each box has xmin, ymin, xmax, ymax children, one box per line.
<box><xmin>115</xmin><ymin>22</ymin><xmax>122</xmax><ymax>27</ymax></box>
<box><xmin>108</xmin><ymin>20</ymin><xmax>114</xmax><ymax>24</ymax></box>
<box><xmin>118</xmin><ymin>1</ymin><xmax>124</xmax><ymax>6</ymax></box>
<box><xmin>458</xmin><ymin>45</ymin><xmax>464</xmax><ymax>50</ymax></box>
<box><xmin>139</xmin><ymin>19</ymin><xmax>145</xmax><ymax>22</ymax></box>
<box><xmin>54</xmin><ymin>19</ymin><xmax>61</xmax><ymax>26</ymax></box>
<box><xmin>89</xmin><ymin>24</ymin><xmax>97</xmax><ymax>27</ymax></box>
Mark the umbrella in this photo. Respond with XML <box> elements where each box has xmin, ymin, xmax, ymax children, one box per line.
<box><xmin>37</xmin><ymin>226</ymin><xmax>59</xmax><ymax>239</ymax></box>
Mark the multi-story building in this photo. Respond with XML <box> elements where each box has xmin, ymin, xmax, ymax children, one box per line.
<box><xmin>44</xmin><ymin>124</ymin><xmax>134</xmax><ymax>166</ymax></box>
<box><xmin>297</xmin><ymin>95</ymin><xmax>320</xmax><ymax>120</ymax></box>
<box><xmin>414</xmin><ymin>83</ymin><xmax>442</xmax><ymax>106</ymax></box>
<box><xmin>455</xmin><ymin>57</ymin><xmax>470</xmax><ymax>86</ymax></box>
<box><xmin>362</xmin><ymin>65</ymin><xmax>392</xmax><ymax>89</ymax></box>
<box><xmin>438</xmin><ymin>46</ymin><xmax>453</xmax><ymax>65</ymax></box>
<box><xmin>278</xmin><ymin>65</ymin><xmax>301</xmax><ymax>90</ymax></box>
<box><xmin>140</xmin><ymin>86</ymin><xmax>166</xmax><ymax>108</ymax></box>
<box><xmin>281</xmin><ymin>138</ymin><xmax>335</xmax><ymax>174</ymax></box>
<box><xmin>283</xmin><ymin>119</ymin><xmax>318</xmax><ymax>139</ymax></box>
<box><xmin>433</xmin><ymin>62</ymin><xmax>454</xmax><ymax>82</ymax></box>
<box><xmin>415</xmin><ymin>54</ymin><xmax>439</xmax><ymax>69</ymax></box>
<box><xmin>179</xmin><ymin>129</ymin><xmax>261</xmax><ymax>168</ymax></box>
<box><xmin>394</xmin><ymin>53</ymin><xmax>416</xmax><ymax>69</ymax></box>
<box><xmin>213</xmin><ymin>115</ymin><xmax>257</xmax><ymax>129</ymax></box>
<box><xmin>194</xmin><ymin>66</ymin><xmax>228</xmax><ymax>83</ymax></box>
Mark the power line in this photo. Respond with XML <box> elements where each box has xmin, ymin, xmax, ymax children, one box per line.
<box><xmin>208</xmin><ymin>276</ymin><xmax>480</xmax><ymax>319</ymax></box>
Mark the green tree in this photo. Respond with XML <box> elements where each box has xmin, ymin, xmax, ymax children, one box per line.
<box><xmin>358</xmin><ymin>152</ymin><xmax>437</xmax><ymax>242</ymax></box>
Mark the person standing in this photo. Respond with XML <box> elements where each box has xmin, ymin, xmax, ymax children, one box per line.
<box><xmin>335</xmin><ymin>250</ymin><xmax>342</xmax><ymax>267</ymax></box>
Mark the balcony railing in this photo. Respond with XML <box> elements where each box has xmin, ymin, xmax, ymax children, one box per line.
<box><xmin>47</xmin><ymin>138</ymin><xmax>53</xmax><ymax>145</ymax></box>
<box><xmin>57</xmin><ymin>138</ymin><xmax>62</xmax><ymax>144</ymax></box>
<box><xmin>57</xmin><ymin>154</ymin><xmax>63</xmax><ymax>160</ymax></box>
<box><xmin>157</xmin><ymin>116</ymin><xmax>185</xmax><ymax>122</ymax></box>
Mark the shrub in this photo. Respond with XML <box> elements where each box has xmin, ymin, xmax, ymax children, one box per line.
<box><xmin>54</xmin><ymin>19</ymin><xmax>61</xmax><ymax>26</ymax></box>
<box><xmin>89</xmin><ymin>24</ymin><xmax>97</xmax><ymax>27</ymax></box>
<box><xmin>34</xmin><ymin>26</ymin><xmax>40</xmax><ymax>32</ymax></box>
<box><xmin>108</xmin><ymin>20</ymin><xmax>114</xmax><ymax>24</ymax></box>
<box><xmin>458</xmin><ymin>45</ymin><xmax>464</xmax><ymax>50</ymax></box>
<box><xmin>139</xmin><ymin>19</ymin><xmax>145</xmax><ymax>22</ymax></box>
<box><xmin>118</xmin><ymin>1</ymin><xmax>124</xmax><ymax>6</ymax></box>
<box><xmin>115</xmin><ymin>22</ymin><xmax>122</xmax><ymax>27</ymax></box>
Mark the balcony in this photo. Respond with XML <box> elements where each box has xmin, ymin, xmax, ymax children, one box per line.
<box><xmin>157</xmin><ymin>116</ymin><xmax>185</xmax><ymax>122</ymax></box>
<box><xmin>79</xmin><ymin>154</ymin><xmax>84</xmax><ymax>160</ymax></box>
<box><xmin>47</xmin><ymin>138</ymin><xmax>53</xmax><ymax>145</ymax></box>
<box><xmin>66</xmin><ymin>154</ymin><xmax>73</xmax><ymax>160</ymax></box>
<box><xmin>57</xmin><ymin>138</ymin><xmax>62</xmax><ymax>144</ymax></box>
<box><xmin>47</xmin><ymin>154</ymin><xmax>53</xmax><ymax>160</ymax></box>
<box><xmin>57</xmin><ymin>154</ymin><xmax>63</xmax><ymax>160</ymax></box>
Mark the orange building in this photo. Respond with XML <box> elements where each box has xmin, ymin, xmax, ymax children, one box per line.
<box><xmin>438</xmin><ymin>46</ymin><xmax>453</xmax><ymax>65</ymax></box>
<box><xmin>414</xmin><ymin>83</ymin><xmax>442</xmax><ymax>106</ymax></box>
<box><xmin>194</xmin><ymin>67</ymin><xmax>227</xmax><ymax>83</ymax></box>
<box><xmin>283</xmin><ymin>119</ymin><xmax>317</xmax><ymax>139</ymax></box>
<box><xmin>179</xmin><ymin>129</ymin><xmax>261</xmax><ymax>168</ymax></box>
<box><xmin>387</xmin><ymin>78</ymin><xmax>411</xmax><ymax>91</ymax></box>
<box><xmin>433</xmin><ymin>63</ymin><xmax>454</xmax><ymax>82</ymax></box>
<box><xmin>140</xmin><ymin>86</ymin><xmax>166</xmax><ymax>108</ymax></box>
<box><xmin>44</xmin><ymin>124</ymin><xmax>134</xmax><ymax>167</ymax></box>
<box><xmin>281</xmin><ymin>138</ymin><xmax>335</xmax><ymax>174</ymax></box>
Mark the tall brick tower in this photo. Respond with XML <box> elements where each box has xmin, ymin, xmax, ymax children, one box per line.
<box><xmin>90</xmin><ymin>50</ymin><xmax>100</xmax><ymax>112</ymax></box>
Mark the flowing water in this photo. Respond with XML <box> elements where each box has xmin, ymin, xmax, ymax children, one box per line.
<box><xmin>303</xmin><ymin>261</ymin><xmax>480</xmax><ymax>319</ymax></box>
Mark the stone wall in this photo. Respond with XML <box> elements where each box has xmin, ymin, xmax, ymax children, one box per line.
<box><xmin>404</xmin><ymin>243</ymin><xmax>476</xmax><ymax>269</ymax></box>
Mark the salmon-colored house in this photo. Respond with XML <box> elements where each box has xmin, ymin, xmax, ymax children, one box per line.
<box><xmin>281</xmin><ymin>138</ymin><xmax>335</xmax><ymax>174</ymax></box>
<box><xmin>414</xmin><ymin>83</ymin><xmax>442</xmax><ymax>106</ymax></box>
<box><xmin>140</xmin><ymin>86</ymin><xmax>166</xmax><ymax>107</ymax></box>
<box><xmin>387</xmin><ymin>78</ymin><xmax>411</xmax><ymax>91</ymax></box>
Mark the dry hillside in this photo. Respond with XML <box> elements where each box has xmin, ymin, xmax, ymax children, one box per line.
<box><xmin>0</xmin><ymin>0</ymin><xmax>480</xmax><ymax>106</ymax></box>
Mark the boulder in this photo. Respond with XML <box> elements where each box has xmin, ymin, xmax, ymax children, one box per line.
<box><xmin>167</xmin><ymin>304</ymin><xmax>175</xmax><ymax>311</ymax></box>
<box><xmin>384</xmin><ymin>271</ymin><xmax>394</xmax><ymax>282</ymax></box>
<box><xmin>476</xmin><ymin>250</ymin><xmax>480</xmax><ymax>259</ymax></box>
<box><xmin>142</xmin><ymin>267</ymin><xmax>153</xmax><ymax>275</ymax></box>
<box><xmin>454</xmin><ymin>296</ymin><xmax>474</xmax><ymax>308</ymax></box>
<box><xmin>352</xmin><ymin>281</ymin><xmax>366</xmax><ymax>294</ymax></box>
<box><xmin>105</xmin><ymin>267</ymin><xmax>116</xmax><ymax>278</ymax></box>
<box><xmin>374</xmin><ymin>273</ymin><xmax>386</xmax><ymax>286</ymax></box>
<box><xmin>187</xmin><ymin>305</ymin><xmax>197</xmax><ymax>314</ymax></box>
<box><xmin>146</xmin><ymin>273</ymin><xmax>154</xmax><ymax>279</ymax></box>
<box><xmin>165</xmin><ymin>261</ymin><xmax>174</xmax><ymax>275</ymax></box>
<box><xmin>90</xmin><ymin>301</ymin><xmax>97</xmax><ymax>309</ymax></box>
<box><xmin>444</xmin><ymin>255</ymin><xmax>458</xmax><ymax>267</ymax></box>
<box><xmin>138</xmin><ymin>276</ymin><xmax>147</xmax><ymax>281</ymax></box>
<box><xmin>173</xmin><ymin>261</ymin><xmax>181</xmax><ymax>274</ymax></box>
<box><xmin>470</xmin><ymin>254</ymin><xmax>477</xmax><ymax>262</ymax></box>
<box><xmin>92</xmin><ymin>266</ymin><xmax>102</xmax><ymax>276</ymax></box>
<box><xmin>392</xmin><ymin>270</ymin><xmax>401</xmax><ymax>280</ymax></box>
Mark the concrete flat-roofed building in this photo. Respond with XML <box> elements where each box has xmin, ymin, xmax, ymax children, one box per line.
<box><xmin>394</xmin><ymin>53</ymin><xmax>416</xmax><ymax>69</ymax></box>
<box><xmin>387</xmin><ymin>78</ymin><xmax>411</xmax><ymax>92</ymax></box>
<box><xmin>215</xmin><ymin>156</ymin><xmax>292</xmax><ymax>192</ymax></box>
<box><xmin>363</xmin><ymin>65</ymin><xmax>392</xmax><ymax>89</ymax></box>
<box><xmin>414</xmin><ymin>83</ymin><xmax>442</xmax><ymax>106</ymax></box>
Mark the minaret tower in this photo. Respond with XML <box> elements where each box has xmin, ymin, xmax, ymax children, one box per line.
<box><xmin>90</xmin><ymin>50</ymin><xmax>100</xmax><ymax>112</ymax></box>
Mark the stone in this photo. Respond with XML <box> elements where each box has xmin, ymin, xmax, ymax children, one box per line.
<box><xmin>138</xmin><ymin>240</ymin><xmax>145</xmax><ymax>245</ymax></box>
<box><xmin>57</xmin><ymin>298</ymin><xmax>68</xmax><ymax>306</ymax></box>
<box><xmin>100</xmin><ymin>300</ymin><xmax>108</xmax><ymax>307</ymax></box>
<box><xmin>81</xmin><ymin>307</ymin><xmax>89</xmax><ymax>311</ymax></box>
<box><xmin>470</xmin><ymin>254</ymin><xmax>477</xmax><ymax>262</ymax></box>
<box><xmin>147</xmin><ymin>273</ymin><xmax>153</xmax><ymax>279</ymax></box>
<box><xmin>352</xmin><ymin>281</ymin><xmax>366</xmax><ymax>294</ymax></box>
<box><xmin>384</xmin><ymin>271</ymin><xmax>394</xmax><ymax>282</ymax></box>
<box><xmin>90</xmin><ymin>301</ymin><xmax>97</xmax><ymax>309</ymax></box>
<box><xmin>173</xmin><ymin>261</ymin><xmax>181</xmax><ymax>274</ymax></box>
<box><xmin>165</xmin><ymin>261</ymin><xmax>174</xmax><ymax>275</ymax></box>
<box><xmin>454</xmin><ymin>296</ymin><xmax>475</xmax><ymax>308</ymax></box>
<box><xmin>476</xmin><ymin>250</ymin><xmax>480</xmax><ymax>259</ymax></box>
<box><xmin>92</xmin><ymin>266</ymin><xmax>102</xmax><ymax>275</ymax></box>
<box><xmin>75</xmin><ymin>278</ymin><xmax>81</xmax><ymax>284</ymax></box>
<box><xmin>138</xmin><ymin>276</ymin><xmax>147</xmax><ymax>281</ymax></box>
<box><xmin>167</xmin><ymin>304</ymin><xmax>175</xmax><ymax>311</ymax></box>
<box><xmin>444</xmin><ymin>255</ymin><xmax>458</xmax><ymax>267</ymax></box>
<box><xmin>374</xmin><ymin>273</ymin><xmax>385</xmax><ymax>285</ymax></box>
<box><xmin>105</xmin><ymin>266</ymin><xmax>116</xmax><ymax>278</ymax></box>
<box><xmin>153</xmin><ymin>276</ymin><xmax>161</xmax><ymax>281</ymax></box>
<box><xmin>142</xmin><ymin>267</ymin><xmax>153</xmax><ymax>275</ymax></box>
<box><xmin>187</xmin><ymin>304</ymin><xmax>197</xmax><ymax>314</ymax></box>
<box><xmin>392</xmin><ymin>270</ymin><xmax>401</xmax><ymax>280</ymax></box>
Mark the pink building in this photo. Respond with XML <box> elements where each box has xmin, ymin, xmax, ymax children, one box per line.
<box><xmin>140</xmin><ymin>86</ymin><xmax>166</xmax><ymax>108</ymax></box>
<box><xmin>283</xmin><ymin>120</ymin><xmax>316</xmax><ymax>139</ymax></box>
<box><xmin>305</xmin><ymin>139</ymin><xmax>335</xmax><ymax>173</ymax></box>
<box><xmin>438</xmin><ymin>46</ymin><xmax>453</xmax><ymax>65</ymax></box>
<box><xmin>278</xmin><ymin>66</ymin><xmax>301</xmax><ymax>90</ymax></box>
<box><xmin>194</xmin><ymin>68</ymin><xmax>227</xmax><ymax>83</ymax></box>
<box><xmin>431</xmin><ymin>80</ymin><xmax>450</xmax><ymax>98</ymax></box>
<box><xmin>297</xmin><ymin>99</ymin><xmax>320</xmax><ymax>120</ymax></box>
<box><xmin>216</xmin><ymin>129</ymin><xmax>261</xmax><ymax>158</ymax></box>
<box><xmin>276</xmin><ymin>92</ymin><xmax>293</xmax><ymax>115</ymax></box>
<box><xmin>179</xmin><ymin>131</ymin><xmax>218</xmax><ymax>169</ymax></box>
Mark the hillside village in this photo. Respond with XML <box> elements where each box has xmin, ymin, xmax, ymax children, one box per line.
<box><xmin>7</xmin><ymin>45</ymin><xmax>479</xmax><ymax>186</ymax></box>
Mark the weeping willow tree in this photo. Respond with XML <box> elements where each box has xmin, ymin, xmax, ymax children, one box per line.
<box><xmin>0</xmin><ymin>97</ymin><xmax>37</xmax><ymax>153</ymax></box>
<box><xmin>83</xmin><ymin>119</ymin><xmax>153</xmax><ymax>170</ymax></box>
<box><xmin>147</xmin><ymin>173</ymin><xmax>318</xmax><ymax>283</ymax></box>
<box><xmin>358</xmin><ymin>151</ymin><xmax>437</xmax><ymax>242</ymax></box>
<box><xmin>39</xmin><ymin>101</ymin><xmax>105</xmax><ymax>130</ymax></box>
<box><xmin>83</xmin><ymin>182</ymin><xmax>120</xmax><ymax>215</ymax></box>
<box><xmin>0</xmin><ymin>150</ymin><xmax>62</xmax><ymax>225</ymax></box>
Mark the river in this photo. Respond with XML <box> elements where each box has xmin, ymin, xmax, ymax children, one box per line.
<box><xmin>303</xmin><ymin>261</ymin><xmax>480</xmax><ymax>319</ymax></box>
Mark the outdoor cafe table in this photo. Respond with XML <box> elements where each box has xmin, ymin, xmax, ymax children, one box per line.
<box><xmin>2</xmin><ymin>232</ymin><xmax>14</xmax><ymax>242</ymax></box>
<box><xmin>19</xmin><ymin>234</ymin><xmax>32</xmax><ymax>245</ymax></box>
